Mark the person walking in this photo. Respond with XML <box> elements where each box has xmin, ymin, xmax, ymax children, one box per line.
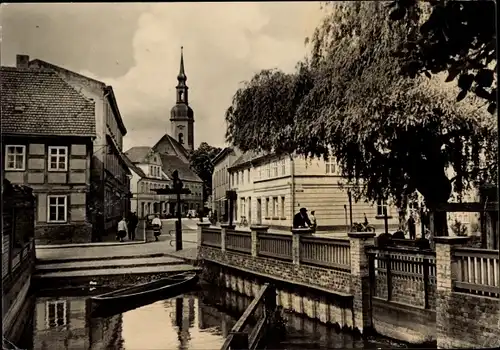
<box><xmin>293</xmin><ymin>208</ymin><xmax>312</xmax><ymax>229</ymax></box>
<box><xmin>128</xmin><ymin>212</ymin><xmax>138</xmax><ymax>240</ymax></box>
<box><xmin>151</xmin><ymin>215</ymin><xmax>162</xmax><ymax>241</ymax></box>
<box><xmin>309</xmin><ymin>210</ymin><xmax>317</xmax><ymax>233</ymax></box>
<box><xmin>117</xmin><ymin>216</ymin><xmax>128</xmax><ymax>242</ymax></box>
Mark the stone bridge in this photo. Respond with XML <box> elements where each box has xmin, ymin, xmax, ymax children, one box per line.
<box><xmin>197</xmin><ymin>223</ymin><xmax>500</xmax><ymax>349</ymax></box>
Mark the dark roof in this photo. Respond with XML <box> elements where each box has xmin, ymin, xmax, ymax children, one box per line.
<box><xmin>152</xmin><ymin>134</ymin><xmax>189</xmax><ymax>161</ymax></box>
<box><xmin>170</xmin><ymin>104</ymin><xmax>194</xmax><ymax>120</ymax></box>
<box><xmin>122</xmin><ymin>153</ymin><xmax>146</xmax><ymax>178</ymax></box>
<box><xmin>159</xmin><ymin>154</ymin><xmax>202</xmax><ymax>183</ymax></box>
<box><xmin>124</xmin><ymin>147</ymin><xmax>152</xmax><ymax>163</ymax></box>
<box><xmin>1</xmin><ymin>67</ymin><xmax>96</xmax><ymax>137</ymax></box>
<box><xmin>30</xmin><ymin>59</ymin><xmax>127</xmax><ymax>137</ymax></box>
<box><xmin>229</xmin><ymin>151</ymin><xmax>267</xmax><ymax>170</ymax></box>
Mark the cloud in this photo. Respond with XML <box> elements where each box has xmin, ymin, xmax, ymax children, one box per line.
<box><xmin>1</xmin><ymin>2</ymin><xmax>324</xmax><ymax>151</ymax></box>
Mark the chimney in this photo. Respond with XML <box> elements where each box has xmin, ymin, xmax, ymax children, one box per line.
<box><xmin>16</xmin><ymin>55</ymin><xmax>30</xmax><ymax>69</ymax></box>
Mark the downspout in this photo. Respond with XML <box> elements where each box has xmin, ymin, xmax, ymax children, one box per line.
<box><xmin>290</xmin><ymin>154</ymin><xmax>295</xmax><ymax>227</ymax></box>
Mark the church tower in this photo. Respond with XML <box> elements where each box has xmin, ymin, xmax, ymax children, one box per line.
<box><xmin>170</xmin><ymin>47</ymin><xmax>194</xmax><ymax>151</ymax></box>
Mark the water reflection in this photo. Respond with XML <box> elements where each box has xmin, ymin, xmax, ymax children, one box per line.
<box><xmin>31</xmin><ymin>293</ymin><xmax>232</xmax><ymax>350</ymax></box>
<box><xmin>29</xmin><ymin>288</ymin><xmax>405</xmax><ymax>350</ymax></box>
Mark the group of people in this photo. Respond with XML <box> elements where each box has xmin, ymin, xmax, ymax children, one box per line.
<box><xmin>293</xmin><ymin>207</ymin><xmax>317</xmax><ymax>232</ymax></box>
<box><xmin>116</xmin><ymin>212</ymin><xmax>139</xmax><ymax>242</ymax></box>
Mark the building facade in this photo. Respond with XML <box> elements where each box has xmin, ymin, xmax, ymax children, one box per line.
<box><xmin>124</xmin><ymin>147</ymin><xmax>203</xmax><ymax>218</ymax></box>
<box><xmin>228</xmin><ymin>152</ymin><xmax>400</xmax><ymax>232</ymax></box>
<box><xmin>29</xmin><ymin>57</ymin><xmax>132</xmax><ymax>239</ymax></box>
<box><xmin>211</xmin><ymin>147</ymin><xmax>242</xmax><ymax>221</ymax></box>
<box><xmin>1</xmin><ymin>60</ymin><xmax>96</xmax><ymax>244</ymax></box>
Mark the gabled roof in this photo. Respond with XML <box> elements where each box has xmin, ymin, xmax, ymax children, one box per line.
<box><xmin>124</xmin><ymin>146</ymin><xmax>153</xmax><ymax>163</ymax></box>
<box><xmin>122</xmin><ymin>153</ymin><xmax>146</xmax><ymax>178</ymax></box>
<box><xmin>0</xmin><ymin>66</ymin><xmax>96</xmax><ymax>137</ymax></box>
<box><xmin>159</xmin><ymin>154</ymin><xmax>202</xmax><ymax>183</ymax></box>
<box><xmin>152</xmin><ymin>134</ymin><xmax>189</xmax><ymax>162</ymax></box>
<box><xmin>30</xmin><ymin>59</ymin><xmax>127</xmax><ymax>137</ymax></box>
<box><xmin>229</xmin><ymin>151</ymin><xmax>268</xmax><ymax>170</ymax></box>
<box><xmin>212</xmin><ymin>147</ymin><xmax>235</xmax><ymax>166</ymax></box>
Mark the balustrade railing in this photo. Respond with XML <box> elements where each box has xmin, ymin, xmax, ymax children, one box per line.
<box><xmin>226</xmin><ymin>230</ymin><xmax>252</xmax><ymax>254</ymax></box>
<box><xmin>2</xmin><ymin>239</ymin><xmax>35</xmax><ymax>286</ymax></box>
<box><xmin>366</xmin><ymin>246</ymin><xmax>436</xmax><ymax>309</ymax></box>
<box><xmin>300</xmin><ymin>236</ymin><xmax>351</xmax><ymax>271</ymax></box>
<box><xmin>201</xmin><ymin>228</ymin><xmax>222</xmax><ymax>248</ymax></box>
<box><xmin>453</xmin><ymin>247</ymin><xmax>499</xmax><ymax>298</ymax></box>
<box><xmin>257</xmin><ymin>233</ymin><xmax>292</xmax><ymax>261</ymax></box>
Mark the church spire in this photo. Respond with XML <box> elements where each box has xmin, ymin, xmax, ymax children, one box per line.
<box><xmin>177</xmin><ymin>46</ymin><xmax>186</xmax><ymax>83</ymax></box>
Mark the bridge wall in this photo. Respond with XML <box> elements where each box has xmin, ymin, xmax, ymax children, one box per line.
<box><xmin>198</xmin><ymin>224</ymin><xmax>500</xmax><ymax>348</ymax></box>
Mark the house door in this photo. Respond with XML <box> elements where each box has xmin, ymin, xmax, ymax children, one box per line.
<box><xmin>257</xmin><ymin>198</ymin><xmax>262</xmax><ymax>225</ymax></box>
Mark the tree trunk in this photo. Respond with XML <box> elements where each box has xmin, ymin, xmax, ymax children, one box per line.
<box><xmin>430</xmin><ymin>209</ymin><xmax>449</xmax><ymax>237</ymax></box>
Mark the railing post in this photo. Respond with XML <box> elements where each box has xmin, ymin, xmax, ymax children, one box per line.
<box><xmin>386</xmin><ymin>252</ymin><xmax>392</xmax><ymax>301</ymax></box>
<box><xmin>423</xmin><ymin>257</ymin><xmax>429</xmax><ymax>309</ymax></box>
<box><xmin>221</xmin><ymin>224</ymin><xmax>234</xmax><ymax>252</ymax></box>
<box><xmin>230</xmin><ymin>331</ymin><xmax>249</xmax><ymax>350</ymax></box>
<box><xmin>197</xmin><ymin>222</ymin><xmax>211</xmax><ymax>247</ymax></box>
<box><xmin>250</xmin><ymin>225</ymin><xmax>268</xmax><ymax>257</ymax></box>
<box><xmin>291</xmin><ymin>228</ymin><xmax>311</xmax><ymax>265</ymax></box>
<box><xmin>434</xmin><ymin>236</ymin><xmax>470</xmax><ymax>349</ymax></box>
<box><xmin>348</xmin><ymin>232</ymin><xmax>376</xmax><ymax>334</ymax></box>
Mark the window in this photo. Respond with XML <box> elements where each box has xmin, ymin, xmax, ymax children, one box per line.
<box><xmin>241</xmin><ymin>171</ymin><xmax>244</xmax><ymax>185</ymax></box>
<box><xmin>48</xmin><ymin>146</ymin><xmax>68</xmax><ymax>171</ymax></box>
<box><xmin>326</xmin><ymin>157</ymin><xmax>336</xmax><ymax>174</ymax></box>
<box><xmin>281</xmin><ymin>159</ymin><xmax>286</xmax><ymax>175</ymax></box>
<box><xmin>281</xmin><ymin>196</ymin><xmax>285</xmax><ymax>217</ymax></box>
<box><xmin>48</xmin><ymin>196</ymin><xmax>67</xmax><ymax>223</ymax></box>
<box><xmin>377</xmin><ymin>199</ymin><xmax>389</xmax><ymax>217</ymax></box>
<box><xmin>247</xmin><ymin>169</ymin><xmax>251</xmax><ymax>183</ymax></box>
<box><xmin>257</xmin><ymin>166</ymin><xmax>262</xmax><ymax>180</ymax></box>
<box><xmin>266</xmin><ymin>163</ymin><xmax>270</xmax><ymax>178</ymax></box>
<box><xmin>46</xmin><ymin>300</ymin><xmax>67</xmax><ymax>328</ymax></box>
<box><xmin>140</xmin><ymin>183</ymin><xmax>145</xmax><ymax>193</ymax></box>
<box><xmin>179</xmin><ymin>133</ymin><xmax>184</xmax><ymax>145</ymax></box>
<box><xmin>273</xmin><ymin>197</ymin><xmax>279</xmax><ymax>217</ymax></box>
<box><xmin>5</xmin><ymin>145</ymin><xmax>26</xmax><ymax>170</ymax></box>
<box><xmin>265</xmin><ymin>198</ymin><xmax>270</xmax><ymax>217</ymax></box>
<box><xmin>272</xmin><ymin>162</ymin><xmax>278</xmax><ymax>177</ymax></box>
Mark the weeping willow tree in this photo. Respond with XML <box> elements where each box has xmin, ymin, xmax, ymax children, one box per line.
<box><xmin>225</xmin><ymin>1</ymin><xmax>498</xmax><ymax>236</ymax></box>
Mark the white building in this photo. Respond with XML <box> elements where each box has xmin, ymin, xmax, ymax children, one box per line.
<box><xmin>227</xmin><ymin>152</ymin><xmax>400</xmax><ymax>233</ymax></box>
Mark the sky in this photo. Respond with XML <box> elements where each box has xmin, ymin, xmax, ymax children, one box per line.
<box><xmin>1</xmin><ymin>2</ymin><xmax>324</xmax><ymax>151</ymax></box>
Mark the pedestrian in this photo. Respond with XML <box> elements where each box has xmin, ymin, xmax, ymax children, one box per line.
<box><xmin>151</xmin><ymin>215</ymin><xmax>162</xmax><ymax>241</ymax></box>
<box><xmin>408</xmin><ymin>213</ymin><xmax>416</xmax><ymax>240</ymax></box>
<box><xmin>310</xmin><ymin>210</ymin><xmax>317</xmax><ymax>233</ymax></box>
<box><xmin>293</xmin><ymin>208</ymin><xmax>312</xmax><ymax>229</ymax></box>
<box><xmin>117</xmin><ymin>216</ymin><xmax>128</xmax><ymax>242</ymax></box>
<box><xmin>128</xmin><ymin>211</ymin><xmax>138</xmax><ymax>240</ymax></box>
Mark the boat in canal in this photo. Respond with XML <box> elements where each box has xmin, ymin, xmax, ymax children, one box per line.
<box><xmin>90</xmin><ymin>272</ymin><xmax>199</xmax><ymax>317</ymax></box>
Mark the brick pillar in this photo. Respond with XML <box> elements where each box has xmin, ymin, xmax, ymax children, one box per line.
<box><xmin>348</xmin><ymin>232</ymin><xmax>376</xmax><ymax>334</ymax></box>
<box><xmin>250</xmin><ymin>225</ymin><xmax>269</xmax><ymax>257</ymax></box>
<box><xmin>434</xmin><ymin>236</ymin><xmax>470</xmax><ymax>349</ymax></box>
<box><xmin>221</xmin><ymin>223</ymin><xmax>234</xmax><ymax>252</ymax></box>
<box><xmin>196</xmin><ymin>222</ymin><xmax>211</xmax><ymax>247</ymax></box>
<box><xmin>291</xmin><ymin>228</ymin><xmax>311</xmax><ymax>265</ymax></box>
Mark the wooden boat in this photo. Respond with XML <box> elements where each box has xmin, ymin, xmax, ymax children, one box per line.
<box><xmin>90</xmin><ymin>272</ymin><xmax>198</xmax><ymax>317</ymax></box>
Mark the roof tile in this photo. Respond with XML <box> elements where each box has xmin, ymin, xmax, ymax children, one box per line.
<box><xmin>0</xmin><ymin>66</ymin><xmax>95</xmax><ymax>137</ymax></box>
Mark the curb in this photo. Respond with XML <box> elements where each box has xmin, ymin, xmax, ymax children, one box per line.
<box><xmin>36</xmin><ymin>240</ymin><xmax>147</xmax><ymax>249</ymax></box>
<box><xmin>36</xmin><ymin>252</ymin><xmax>168</xmax><ymax>264</ymax></box>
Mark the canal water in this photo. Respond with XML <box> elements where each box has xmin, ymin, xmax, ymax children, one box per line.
<box><xmin>19</xmin><ymin>285</ymin><xmax>409</xmax><ymax>350</ymax></box>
